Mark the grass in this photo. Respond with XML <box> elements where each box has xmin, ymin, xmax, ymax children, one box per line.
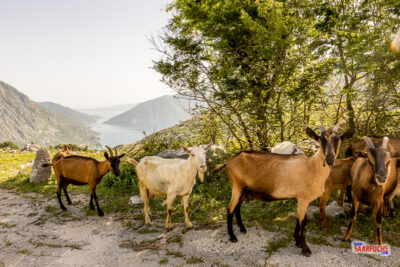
<box><xmin>265</xmin><ymin>234</ymin><xmax>292</xmax><ymax>260</ymax></box>
<box><xmin>186</xmin><ymin>256</ymin><xmax>204</xmax><ymax>264</ymax></box>
<box><xmin>0</xmin><ymin>222</ymin><xmax>17</xmax><ymax>229</ymax></box>
<box><xmin>158</xmin><ymin>258</ymin><xmax>168</xmax><ymax>264</ymax></box>
<box><xmin>166</xmin><ymin>249</ymin><xmax>185</xmax><ymax>258</ymax></box>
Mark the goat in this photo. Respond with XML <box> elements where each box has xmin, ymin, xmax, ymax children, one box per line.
<box><xmin>346</xmin><ymin>136</ymin><xmax>400</xmax><ymax>157</ymax></box>
<box><xmin>271</xmin><ymin>141</ymin><xmax>305</xmax><ymax>155</ymax></box>
<box><xmin>47</xmin><ymin>146</ymin><xmax>125</xmax><ymax>216</ymax></box>
<box><xmin>318</xmin><ymin>157</ymin><xmax>356</xmax><ymax>227</ymax></box>
<box><xmin>128</xmin><ymin>143</ymin><xmax>212</xmax><ymax>230</ymax></box>
<box><xmin>52</xmin><ymin>145</ymin><xmax>73</xmax><ymax>164</ymax></box>
<box><xmin>215</xmin><ymin>125</ymin><xmax>353</xmax><ymax>257</ymax></box>
<box><xmin>343</xmin><ymin>137</ymin><xmax>395</xmax><ymax>244</ymax></box>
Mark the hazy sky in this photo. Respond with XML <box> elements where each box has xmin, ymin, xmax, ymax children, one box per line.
<box><xmin>0</xmin><ymin>0</ymin><xmax>172</xmax><ymax>108</ymax></box>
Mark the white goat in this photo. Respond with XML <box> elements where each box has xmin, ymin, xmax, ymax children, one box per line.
<box><xmin>271</xmin><ymin>141</ymin><xmax>305</xmax><ymax>155</ymax></box>
<box><xmin>128</xmin><ymin>143</ymin><xmax>213</xmax><ymax>230</ymax></box>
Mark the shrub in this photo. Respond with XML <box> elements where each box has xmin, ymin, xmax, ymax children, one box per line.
<box><xmin>0</xmin><ymin>141</ymin><xmax>20</xmax><ymax>150</ymax></box>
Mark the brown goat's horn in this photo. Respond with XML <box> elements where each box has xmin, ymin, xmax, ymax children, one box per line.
<box><xmin>362</xmin><ymin>136</ymin><xmax>375</xmax><ymax>150</ymax></box>
<box><xmin>105</xmin><ymin>145</ymin><xmax>114</xmax><ymax>157</ymax></box>
<box><xmin>332</xmin><ymin>124</ymin><xmax>340</xmax><ymax>133</ymax></box>
<box><xmin>114</xmin><ymin>147</ymin><xmax>118</xmax><ymax>157</ymax></box>
<box><xmin>382</xmin><ymin>136</ymin><xmax>389</xmax><ymax>150</ymax></box>
<box><xmin>314</xmin><ymin>125</ymin><xmax>326</xmax><ymax>133</ymax></box>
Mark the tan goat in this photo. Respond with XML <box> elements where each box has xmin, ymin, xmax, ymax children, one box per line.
<box><xmin>318</xmin><ymin>157</ymin><xmax>356</xmax><ymax>227</ymax></box>
<box><xmin>343</xmin><ymin>137</ymin><xmax>395</xmax><ymax>244</ymax></box>
<box><xmin>216</xmin><ymin>125</ymin><xmax>353</xmax><ymax>257</ymax></box>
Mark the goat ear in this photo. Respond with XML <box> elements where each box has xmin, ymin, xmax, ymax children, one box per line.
<box><xmin>205</xmin><ymin>142</ymin><xmax>213</xmax><ymax>151</ymax></box>
<box><xmin>340</xmin><ymin>128</ymin><xmax>354</xmax><ymax>140</ymax></box>
<box><xmin>306</xmin><ymin>127</ymin><xmax>319</xmax><ymax>141</ymax></box>
<box><xmin>182</xmin><ymin>146</ymin><xmax>191</xmax><ymax>153</ymax></box>
<box><xmin>104</xmin><ymin>152</ymin><xmax>109</xmax><ymax>160</ymax></box>
<box><xmin>118</xmin><ymin>153</ymin><xmax>126</xmax><ymax>158</ymax></box>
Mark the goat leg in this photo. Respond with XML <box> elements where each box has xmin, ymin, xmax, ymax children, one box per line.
<box><xmin>57</xmin><ymin>178</ymin><xmax>67</xmax><ymax>211</ymax></box>
<box><xmin>297</xmin><ymin>200</ymin><xmax>311</xmax><ymax>257</ymax></box>
<box><xmin>293</xmin><ymin>219</ymin><xmax>301</xmax><ymax>247</ymax></box>
<box><xmin>89</xmin><ymin>195</ymin><xmax>95</xmax><ymax>210</ymax></box>
<box><xmin>234</xmin><ymin>202</ymin><xmax>246</xmax><ymax>233</ymax></box>
<box><xmin>343</xmin><ymin>199</ymin><xmax>359</xmax><ymax>242</ymax></box>
<box><xmin>91</xmin><ymin>187</ymin><xmax>104</xmax><ymax>217</ymax></box>
<box><xmin>182</xmin><ymin>195</ymin><xmax>193</xmax><ymax>229</ymax></box>
<box><xmin>63</xmin><ymin>185</ymin><xmax>72</xmax><ymax>205</ymax></box>
<box><xmin>373</xmin><ymin>203</ymin><xmax>383</xmax><ymax>245</ymax></box>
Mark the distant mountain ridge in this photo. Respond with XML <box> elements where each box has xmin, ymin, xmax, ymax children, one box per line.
<box><xmin>104</xmin><ymin>95</ymin><xmax>193</xmax><ymax>132</ymax></box>
<box><xmin>0</xmin><ymin>80</ymin><xmax>98</xmax><ymax>146</ymax></box>
<box><xmin>38</xmin><ymin>101</ymin><xmax>100</xmax><ymax>125</ymax></box>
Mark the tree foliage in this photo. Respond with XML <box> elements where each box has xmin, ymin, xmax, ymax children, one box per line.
<box><xmin>154</xmin><ymin>0</ymin><xmax>400</xmax><ymax>150</ymax></box>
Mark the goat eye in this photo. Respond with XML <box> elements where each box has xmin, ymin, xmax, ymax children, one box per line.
<box><xmin>191</xmin><ymin>154</ymin><xmax>195</xmax><ymax>157</ymax></box>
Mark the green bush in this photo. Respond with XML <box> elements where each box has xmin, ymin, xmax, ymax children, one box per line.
<box><xmin>102</xmin><ymin>162</ymin><xmax>139</xmax><ymax>193</ymax></box>
<box><xmin>0</xmin><ymin>141</ymin><xmax>20</xmax><ymax>150</ymax></box>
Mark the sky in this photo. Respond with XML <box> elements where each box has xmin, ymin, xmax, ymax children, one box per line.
<box><xmin>0</xmin><ymin>0</ymin><xmax>172</xmax><ymax>108</ymax></box>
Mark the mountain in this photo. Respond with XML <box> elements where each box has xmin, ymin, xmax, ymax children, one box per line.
<box><xmin>38</xmin><ymin>101</ymin><xmax>100</xmax><ymax>125</ymax></box>
<box><xmin>78</xmin><ymin>103</ymin><xmax>137</xmax><ymax>122</ymax></box>
<box><xmin>0</xmin><ymin>81</ymin><xmax>98</xmax><ymax>146</ymax></box>
<box><xmin>104</xmin><ymin>95</ymin><xmax>193</xmax><ymax>132</ymax></box>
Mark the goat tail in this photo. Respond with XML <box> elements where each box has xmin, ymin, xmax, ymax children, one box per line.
<box><xmin>127</xmin><ymin>158</ymin><xmax>139</xmax><ymax>166</ymax></box>
<box><xmin>213</xmin><ymin>163</ymin><xmax>226</xmax><ymax>172</ymax></box>
<box><xmin>41</xmin><ymin>163</ymin><xmax>53</xmax><ymax>168</ymax></box>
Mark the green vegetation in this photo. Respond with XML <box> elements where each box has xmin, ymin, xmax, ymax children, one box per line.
<box><xmin>186</xmin><ymin>256</ymin><xmax>204</xmax><ymax>264</ymax></box>
<box><xmin>0</xmin><ymin>141</ymin><xmax>20</xmax><ymax>150</ymax></box>
<box><xmin>158</xmin><ymin>258</ymin><xmax>168</xmax><ymax>264</ymax></box>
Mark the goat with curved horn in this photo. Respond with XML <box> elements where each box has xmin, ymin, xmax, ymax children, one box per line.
<box><xmin>362</xmin><ymin>136</ymin><xmax>375</xmax><ymax>150</ymax></box>
<box><xmin>332</xmin><ymin>124</ymin><xmax>340</xmax><ymax>133</ymax></box>
<box><xmin>114</xmin><ymin>147</ymin><xmax>118</xmax><ymax>157</ymax></box>
<box><xmin>382</xmin><ymin>137</ymin><xmax>389</xmax><ymax>150</ymax></box>
<box><xmin>106</xmin><ymin>146</ymin><xmax>114</xmax><ymax>157</ymax></box>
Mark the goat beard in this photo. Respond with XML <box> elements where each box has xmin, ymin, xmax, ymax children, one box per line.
<box><xmin>197</xmin><ymin>170</ymin><xmax>205</xmax><ymax>182</ymax></box>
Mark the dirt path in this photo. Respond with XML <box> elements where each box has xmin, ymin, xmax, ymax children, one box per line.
<box><xmin>0</xmin><ymin>188</ymin><xmax>399</xmax><ymax>266</ymax></box>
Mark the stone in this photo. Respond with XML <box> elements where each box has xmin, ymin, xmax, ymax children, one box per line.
<box><xmin>29</xmin><ymin>149</ymin><xmax>52</xmax><ymax>183</ymax></box>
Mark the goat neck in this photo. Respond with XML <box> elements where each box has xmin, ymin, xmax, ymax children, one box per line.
<box><xmin>97</xmin><ymin>160</ymin><xmax>112</xmax><ymax>178</ymax></box>
<box><xmin>185</xmin><ymin>156</ymin><xmax>200</xmax><ymax>183</ymax></box>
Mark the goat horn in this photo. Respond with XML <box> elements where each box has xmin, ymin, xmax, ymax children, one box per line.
<box><xmin>314</xmin><ymin>125</ymin><xmax>326</xmax><ymax>133</ymax></box>
<box><xmin>105</xmin><ymin>145</ymin><xmax>114</xmax><ymax>157</ymax></box>
<box><xmin>362</xmin><ymin>136</ymin><xmax>375</xmax><ymax>150</ymax></box>
<box><xmin>114</xmin><ymin>147</ymin><xmax>118</xmax><ymax>156</ymax></box>
<box><xmin>332</xmin><ymin>124</ymin><xmax>340</xmax><ymax>133</ymax></box>
<box><xmin>382</xmin><ymin>136</ymin><xmax>389</xmax><ymax>150</ymax></box>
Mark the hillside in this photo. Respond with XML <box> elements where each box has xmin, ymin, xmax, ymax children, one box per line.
<box><xmin>38</xmin><ymin>101</ymin><xmax>100</xmax><ymax>125</ymax></box>
<box><xmin>104</xmin><ymin>95</ymin><xmax>193</xmax><ymax>132</ymax></box>
<box><xmin>0</xmin><ymin>81</ymin><xmax>98</xmax><ymax>146</ymax></box>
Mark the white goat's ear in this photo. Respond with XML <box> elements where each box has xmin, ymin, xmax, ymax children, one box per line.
<box><xmin>182</xmin><ymin>146</ymin><xmax>191</xmax><ymax>153</ymax></box>
<box><xmin>205</xmin><ymin>142</ymin><xmax>213</xmax><ymax>151</ymax></box>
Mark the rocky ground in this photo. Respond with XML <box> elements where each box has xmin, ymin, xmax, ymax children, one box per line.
<box><xmin>0</xmin><ymin>188</ymin><xmax>399</xmax><ymax>267</ymax></box>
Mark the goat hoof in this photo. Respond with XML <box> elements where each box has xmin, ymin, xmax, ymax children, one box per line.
<box><xmin>301</xmin><ymin>247</ymin><xmax>312</xmax><ymax>257</ymax></box>
<box><xmin>90</xmin><ymin>206</ymin><xmax>95</xmax><ymax>210</ymax></box>
<box><xmin>97</xmin><ymin>210</ymin><xmax>104</xmax><ymax>217</ymax></box>
<box><xmin>185</xmin><ymin>223</ymin><xmax>193</xmax><ymax>229</ymax></box>
<box><xmin>341</xmin><ymin>238</ymin><xmax>351</xmax><ymax>242</ymax></box>
<box><xmin>240</xmin><ymin>227</ymin><xmax>247</xmax><ymax>234</ymax></box>
<box><xmin>295</xmin><ymin>241</ymin><xmax>301</xmax><ymax>248</ymax></box>
<box><xmin>61</xmin><ymin>206</ymin><xmax>67</xmax><ymax>211</ymax></box>
<box><xmin>229</xmin><ymin>236</ymin><xmax>238</xmax><ymax>242</ymax></box>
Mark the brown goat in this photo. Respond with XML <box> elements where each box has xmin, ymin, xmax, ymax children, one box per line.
<box><xmin>52</xmin><ymin>145</ymin><xmax>73</xmax><ymax>164</ymax></box>
<box><xmin>49</xmin><ymin>146</ymin><xmax>125</xmax><ymax>216</ymax></box>
<box><xmin>343</xmin><ymin>137</ymin><xmax>395</xmax><ymax>244</ymax></box>
<box><xmin>318</xmin><ymin>157</ymin><xmax>356</xmax><ymax>227</ymax></box>
<box><xmin>217</xmin><ymin>125</ymin><xmax>353</xmax><ymax>257</ymax></box>
<box><xmin>346</xmin><ymin>136</ymin><xmax>400</xmax><ymax>157</ymax></box>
